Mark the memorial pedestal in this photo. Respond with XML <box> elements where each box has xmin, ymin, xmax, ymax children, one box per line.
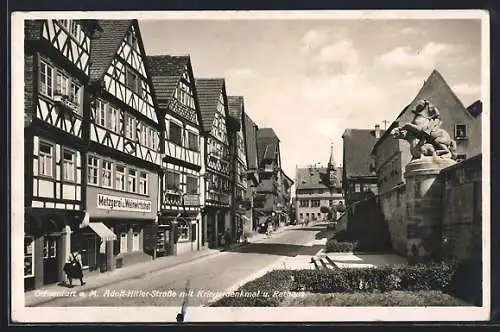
<box><xmin>404</xmin><ymin>156</ymin><xmax>456</xmax><ymax>263</ymax></box>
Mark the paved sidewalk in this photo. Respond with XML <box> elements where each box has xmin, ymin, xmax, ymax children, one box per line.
<box><xmin>25</xmin><ymin>223</ymin><xmax>297</xmax><ymax>307</ymax></box>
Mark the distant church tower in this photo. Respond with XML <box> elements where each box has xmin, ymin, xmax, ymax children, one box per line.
<box><xmin>327</xmin><ymin>143</ymin><xmax>338</xmax><ymax>188</ymax></box>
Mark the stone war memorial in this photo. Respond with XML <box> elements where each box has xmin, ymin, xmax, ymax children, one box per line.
<box><xmin>391</xmin><ymin>99</ymin><xmax>458</xmax><ymax>263</ymax></box>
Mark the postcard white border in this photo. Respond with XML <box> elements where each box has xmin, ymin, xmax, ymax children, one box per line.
<box><xmin>11</xmin><ymin>9</ymin><xmax>491</xmax><ymax>323</ymax></box>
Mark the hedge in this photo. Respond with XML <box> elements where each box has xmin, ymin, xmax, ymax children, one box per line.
<box><xmin>211</xmin><ymin>270</ymin><xmax>294</xmax><ymax>307</ymax></box>
<box><xmin>211</xmin><ymin>262</ymin><xmax>458</xmax><ymax>306</ymax></box>
<box><xmin>325</xmin><ymin>239</ymin><xmax>358</xmax><ymax>252</ymax></box>
<box><xmin>291</xmin><ymin>262</ymin><xmax>457</xmax><ymax>293</ymax></box>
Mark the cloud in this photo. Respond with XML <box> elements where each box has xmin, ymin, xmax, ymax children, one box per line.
<box><xmin>225</xmin><ymin>68</ymin><xmax>256</xmax><ymax>78</ymax></box>
<box><xmin>451</xmin><ymin>83</ymin><xmax>481</xmax><ymax>95</ymax></box>
<box><xmin>401</xmin><ymin>27</ymin><xmax>424</xmax><ymax>35</ymax></box>
<box><xmin>374</xmin><ymin>42</ymin><xmax>459</xmax><ymax>70</ymax></box>
<box><xmin>300</xmin><ymin>26</ymin><xmax>348</xmax><ymax>53</ymax></box>
<box><xmin>312</xmin><ymin>40</ymin><xmax>360</xmax><ymax>68</ymax></box>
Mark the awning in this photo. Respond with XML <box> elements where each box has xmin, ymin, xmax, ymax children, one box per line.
<box><xmin>88</xmin><ymin>222</ymin><xmax>117</xmax><ymax>241</ymax></box>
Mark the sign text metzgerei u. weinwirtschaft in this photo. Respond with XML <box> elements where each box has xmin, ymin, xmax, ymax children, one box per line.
<box><xmin>97</xmin><ymin>194</ymin><xmax>152</xmax><ymax>212</ymax></box>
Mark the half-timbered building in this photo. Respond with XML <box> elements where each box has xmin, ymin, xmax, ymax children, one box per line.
<box><xmin>228</xmin><ymin>96</ymin><xmax>249</xmax><ymax>241</ymax></box>
<box><xmin>24</xmin><ymin>19</ymin><xmax>102</xmax><ymax>290</ymax></box>
<box><xmin>83</xmin><ymin>20</ymin><xmax>163</xmax><ymax>272</ymax></box>
<box><xmin>241</xmin><ymin>112</ymin><xmax>260</xmax><ymax>231</ymax></box>
<box><xmin>147</xmin><ymin>55</ymin><xmax>205</xmax><ymax>256</ymax></box>
<box><xmin>196</xmin><ymin>79</ymin><xmax>233</xmax><ymax>248</ymax></box>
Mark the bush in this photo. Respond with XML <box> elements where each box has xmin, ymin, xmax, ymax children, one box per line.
<box><xmin>291</xmin><ymin>262</ymin><xmax>457</xmax><ymax>293</ymax></box>
<box><xmin>326</xmin><ymin>238</ymin><xmax>358</xmax><ymax>252</ymax></box>
<box><xmin>211</xmin><ymin>270</ymin><xmax>294</xmax><ymax>307</ymax></box>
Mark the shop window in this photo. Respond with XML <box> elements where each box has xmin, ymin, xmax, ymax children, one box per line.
<box><xmin>102</xmin><ymin>160</ymin><xmax>113</xmax><ymax>188</ymax></box>
<box><xmin>355</xmin><ymin>184</ymin><xmax>361</xmax><ymax>192</ymax></box>
<box><xmin>87</xmin><ymin>156</ymin><xmax>99</xmax><ymax>185</ymax></box>
<box><xmin>120</xmin><ymin>233</ymin><xmax>128</xmax><ymax>253</ymax></box>
<box><xmin>24</xmin><ymin>236</ymin><xmax>35</xmax><ymax>278</ymax></box>
<box><xmin>177</xmin><ymin>223</ymin><xmax>190</xmax><ymax>242</ymax></box>
<box><xmin>43</xmin><ymin>238</ymin><xmax>56</xmax><ymax>258</ymax></box>
<box><xmin>39</xmin><ymin>141</ymin><xmax>54</xmax><ymax>177</ymax></box>
<box><xmin>132</xmin><ymin>232</ymin><xmax>140</xmax><ymax>251</ymax></box>
<box><xmin>62</xmin><ymin>149</ymin><xmax>76</xmax><ymax>182</ymax></box>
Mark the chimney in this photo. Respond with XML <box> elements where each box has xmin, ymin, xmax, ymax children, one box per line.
<box><xmin>375</xmin><ymin>124</ymin><xmax>381</xmax><ymax>139</ymax></box>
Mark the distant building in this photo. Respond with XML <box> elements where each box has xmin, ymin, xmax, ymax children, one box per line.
<box><xmin>227</xmin><ymin>96</ymin><xmax>248</xmax><ymax>241</ymax></box>
<box><xmin>342</xmin><ymin>127</ymin><xmax>382</xmax><ymax>206</ymax></box>
<box><xmin>371</xmin><ymin>69</ymin><xmax>482</xmax><ymax>196</ymax></box>
<box><xmin>295</xmin><ymin>145</ymin><xmax>343</xmax><ymax>223</ymax></box>
<box><xmin>254</xmin><ymin>128</ymin><xmax>285</xmax><ymax>226</ymax></box>
<box><xmin>241</xmin><ymin>112</ymin><xmax>260</xmax><ymax>231</ymax></box>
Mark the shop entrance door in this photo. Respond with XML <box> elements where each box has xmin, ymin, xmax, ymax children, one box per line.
<box><xmin>43</xmin><ymin>236</ymin><xmax>59</xmax><ymax>285</ymax></box>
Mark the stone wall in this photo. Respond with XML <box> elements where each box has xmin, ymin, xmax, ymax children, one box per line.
<box><xmin>441</xmin><ymin>154</ymin><xmax>482</xmax><ymax>262</ymax></box>
<box><xmin>378</xmin><ymin>184</ymin><xmax>407</xmax><ymax>256</ymax></box>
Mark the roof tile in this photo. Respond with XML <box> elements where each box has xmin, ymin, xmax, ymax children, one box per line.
<box><xmin>343</xmin><ymin>129</ymin><xmax>382</xmax><ymax>178</ymax></box>
<box><xmin>195</xmin><ymin>78</ymin><xmax>225</xmax><ymax>132</ymax></box>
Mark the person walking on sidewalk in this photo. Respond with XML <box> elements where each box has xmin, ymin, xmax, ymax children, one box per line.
<box><xmin>71</xmin><ymin>251</ymin><xmax>86</xmax><ymax>286</ymax></box>
<box><xmin>223</xmin><ymin>228</ymin><xmax>231</xmax><ymax>250</ymax></box>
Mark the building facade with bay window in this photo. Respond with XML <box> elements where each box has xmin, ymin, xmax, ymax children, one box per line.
<box><xmin>24</xmin><ymin>19</ymin><xmax>101</xmax><ymax>290</ymax></box>
<box><xmin>147</xmin><ymin>55</ymin><xmax>205</xmax><ymax>256</ymax></box>
<box><xmin>82</xmin><ymin>20</ymin><xmax>163</xmax><ymax>273</ymax></box>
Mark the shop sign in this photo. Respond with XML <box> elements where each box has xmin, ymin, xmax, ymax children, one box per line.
<box><xmin>97</xmin><ymin>193</ymin><xmax>152</xmax><ymax>212</ymax></box>
<box><xmin>183</xmin><ymin>194</ymin><xmax>200</xmax><ymax>206</ymax></box>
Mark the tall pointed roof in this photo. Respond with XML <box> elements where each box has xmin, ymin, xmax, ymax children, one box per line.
<box><xmin>328</xmin><ymin>143</ymin><xmax>336</xmax><ymax>168</ymax></box>
<box><xmin>372</xmin><ymin>69</ymin><xmax>471</xmax><ymax>153</ymax></box>
<box><xmin>89</xmin><ymin>20</ymin><xmax>134</xmax><ymax>82</ymax></box>
<box><xmin>147</xmin><ymin>55</ymin><xmax>191</xmax><ymax>104</ymax></box>
<box><xmin>243</xmin><ymin>113</ymin><xmax>259</xmax><ymax>170</ymax></box>
<box><xmin>257</xmin><ymin>128</ymin><xmax>279</xmax><ymax>163</ymax></box>
<box><xmin>195</xmin><ymin>78</ymin><xmax>226</xmax><ymax>132</ymax></box>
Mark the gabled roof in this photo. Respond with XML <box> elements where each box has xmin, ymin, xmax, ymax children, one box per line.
<box><xmin>243</xmin><ymin>113</ymin><xmax>259</xmax><ymax>170</ymax></box>
<box><xmin>371</xmin><ymin>69</ymin><xmax>471</xmax><ymax>153</ymax></box>
<box><xmin>467</xmin><ymin>100</ymin><xmax>482</xmax><ymax>118</ymax></box>
<box><xmin>89</xmin><ymin>20</ymin><xmax>133</xmax><ymax>83</ymax></box>
<box><xmin>147</xmin><ymin>55</ymin><xmax>190</xmax><ymax>103</ymax></box>
<box><xmin>296</xmin><ymin>166</ymin><xmax>342</xmax><ymax>190</ymax></box>
<box><xmin>195</xmin><ymin>78</ymin><xmax>226</xmax><ymax>132</ymax></box>
<box><xmin>343</xmin><ymin>129</ymin><xmax>382</xmax><ymax>178</ymax></box>
<box><xmin>227</xmin><ymin>96</ymin><xmax>244</xmax><ymax>126</ymax></box>
<box><xmin>257</xmin><ymin>128</ymin><xmax>280</xmax><ymax>163</ymax></box>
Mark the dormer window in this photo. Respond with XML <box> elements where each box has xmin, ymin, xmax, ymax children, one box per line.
<box><xmin>126</xmin><ymin>67</ymin><xmax>142</xmax><ymax>95</ymax></box>
<box><xmin>455</xmin><ymin>124</ymin><xmax>468</xmax><ymax>140</ymax></box>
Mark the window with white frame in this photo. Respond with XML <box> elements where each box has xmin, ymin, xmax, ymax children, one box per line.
<box><xmin>311</xmin><ymin>200</ymin><xmax>320</xmax><ymax>208</ymax></box>
<box><xmin>87</xmin><ymin>156</ymin><xmax>99</xmax><ymax>185</ymax></box>
<box><xmin>186</xmin><ymin>176</ymin><xmax>198</xmax><ymax>194</ymax></box>
<box><xmin>169</xmin><ymin>122</ymin><xmax>183</xmax><ymax>146</ymax></box>
<box><xmin>188</xmin><ymin>131</ymin><xmax>199</xmax><ymax>151</ymax></box>
<box><xmin>68</xmin><ymin>81</ymin><xmax>81</xmax><ymax>106</ymax></box>
<box><xmin>115</xmin><ymin>165</ymin><xmax>126</xmax><ymax>191</ymax></box>
<box><xmin>39</xmin><ymin>60</ymin><xmax>53</xmax><ymax>98</ymax></box>
<box><xmin>132</xmin><ymin>232</ymin><xmax>140</xmax><ymax>251</ymax></box>
<box><xmin>139</xmin><ymin>172</ymin><xmax>148</xmax><ymax>195</ymax></box>
<box><xmin>24</xmin><ymin>236</ymin><xmax>34</xmax><ymax>278</ymax></box>
<box><xmin>455</xmin><ymin>124</ymin><xmax>468</xmax><ymax>139</ymax></box>
<box><xmin>125</xmin><ymin>115</ymin><xmax>136</xmax><ymax>140</ymax></box>
<box><xmin>120</xmin><ymin>233</ymin><xmax>128</xmax><ymax>252</ymax></box>
<box><xmin>102</xmin><ymin>160</ymin><xmax>113</xmax><ymax>188</ymax></box>
<box><xmin>62</xmin><ymin>149</ymin><xmax>76</xmax><ymax>182</ymax></box>
<box><xmin>126</xmin><ymin>67</ymin><xmax>142</xmax><ymax>95</ymax></box>
<box><xmin>127</xmin><ymin>169</ymin><xmax>137</xmax><ymax>193</ymax></box>
<box><xmin>355</xmin><ymin>184</ymin><xmax>361</xmax><ymax>193</ymax></box>
<box><xmin>55</xmin><ymin>72</ymin><xmax>69</xmax><ymax>97</ymax></box>
<box><xmin>96</xmin><ymin>99</ymin><xmax>106</xmax><ymax>127</ymax></box>
<box><xmin>109</xmin><ymin>105</ymin><xmax>121</xmax><ymax>133</ymax></box>
<box><xmin>38</xmin><ymin>141</ymin><xmax>53</xmax><ymax>177</ymax></box>
<box><xmin>166</xmin><ymin>171</ymin><xmax>180</xmax><ymax>191</ymax></box>
<box><xmin>299</xmin><ymin>200</ymin><xmax>309</xmax><ymax>208</ymax></box>
<box><xmin>43</xmin><ymin>238</ymin><xmax>57</xmax><ymax>258</ymax></box>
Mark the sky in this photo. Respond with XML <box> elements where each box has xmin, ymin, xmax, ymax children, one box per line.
<box><xmin>139</xmin><ymin>18</ymin><xmax>482</xmax><ymax>181</ymax></box>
